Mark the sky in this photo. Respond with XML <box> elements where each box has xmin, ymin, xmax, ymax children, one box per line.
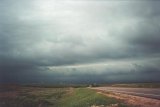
<box><xmin>0</xmin><ymin>0</ymin><xmax>160</xmax><ymax>84</ymax></box>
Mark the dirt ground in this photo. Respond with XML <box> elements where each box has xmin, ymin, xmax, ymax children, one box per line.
<box><xmin>96</xmin><ymin>90</ymin><xmax>160</xmax><ymax>107</ymax></box>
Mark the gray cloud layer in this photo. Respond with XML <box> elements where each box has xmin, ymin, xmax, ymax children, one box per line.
<box><xmin>0</xmin><ymin>0</ymin><xmax>160</xmax><ymax>84</ymax></box>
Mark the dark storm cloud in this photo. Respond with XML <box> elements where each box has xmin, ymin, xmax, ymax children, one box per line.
<box><xmin>0</xmin><ymin>0</ymin><xmax>160</xmax><ymax>83</ymax></box>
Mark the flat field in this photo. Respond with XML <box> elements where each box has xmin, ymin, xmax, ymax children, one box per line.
<box><xmin>0</xmin><ymin>85</ymin><xmax>128</xmax><ymax>107</ymax></box>
<box><xmin>109</xmin><ymin>83</ymin><xmax>160</xmax><ymax>88</ymax></box>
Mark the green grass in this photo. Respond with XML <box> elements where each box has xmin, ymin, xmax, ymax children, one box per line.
<box><xmin>59</xmin><ymin>88</ymin><xmax>128</xmax><ymax>107</ymax></box>
<box><xmin>0</xmin><ymin>86</ymin><xmax>129</xmax><ymax>107</ymax></box>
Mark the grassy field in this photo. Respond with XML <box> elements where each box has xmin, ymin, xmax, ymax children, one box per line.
<box><xmin>0</xmin><ymin>85</ymin><xmax>129</xmax><ymax>107</ymax></box>
<box><xmin>110</xmin><ymin>83</ymin><xmax>160</xmax><ymax>88</ymax></box>
<box><xmin>59</xmin><ymin>88</ymin><xmax>128</xmax><ymax>107</ymax></box>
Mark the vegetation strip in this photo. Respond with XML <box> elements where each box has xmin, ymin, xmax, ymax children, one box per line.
<box><xmin>0</xmin><ymin>86</ymin><xmax>129</xmax><ymax>107</ymax></box>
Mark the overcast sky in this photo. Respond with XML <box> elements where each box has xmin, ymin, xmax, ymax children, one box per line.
<box><xmin>0</xmin><ymin>0</ymin><xmax>160</xmax><ymax>84</ymax></box>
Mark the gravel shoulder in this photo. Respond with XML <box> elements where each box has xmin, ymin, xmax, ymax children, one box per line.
<box><xmin>93</xmin><ymin>88</ymin><xmax>160</xmax><ymax>107</ymax></box>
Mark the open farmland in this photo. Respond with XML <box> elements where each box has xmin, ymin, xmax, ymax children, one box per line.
<box><xmin>0</xmin><ymin>85</ymin><xmax>129</xmax><ymax>107</ymax></box>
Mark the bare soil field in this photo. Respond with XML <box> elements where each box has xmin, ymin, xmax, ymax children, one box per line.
<box><xmin>93</xmin><ymin>88</ymin><xmax>160</xmax><ymax>107</ymax></box>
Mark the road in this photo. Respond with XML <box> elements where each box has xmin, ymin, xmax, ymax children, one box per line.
<box><xmin>91</xmin><ymin>87</ymin><xmax>160</xmax><ymax>100</ymax></box>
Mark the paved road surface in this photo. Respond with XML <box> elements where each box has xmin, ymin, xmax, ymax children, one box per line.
<box><xmin>91</xmin><ymin>87</ymin><xmax>160</xmax><ymax>100</ymax></box>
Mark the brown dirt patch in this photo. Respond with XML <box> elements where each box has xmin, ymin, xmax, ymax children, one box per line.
<box><xmin>96</xmin><ymin>90</ymin><xmax>160</xmax><ymax>107</ymax></box>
